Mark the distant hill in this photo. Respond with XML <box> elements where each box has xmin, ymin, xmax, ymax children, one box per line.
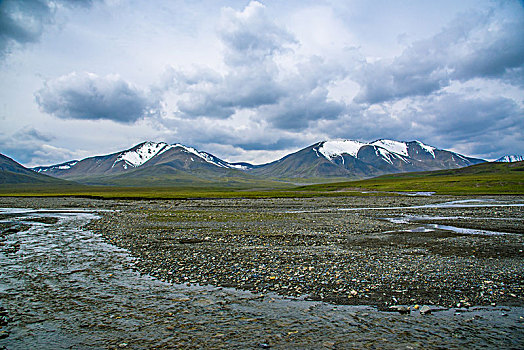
<box><xmin>0</xmin><ymin>153</ymin><xmax>72</xmax><ymax>185</ymax></box>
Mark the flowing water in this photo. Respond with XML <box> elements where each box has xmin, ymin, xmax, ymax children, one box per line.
<box><xmin>0</xmin><ymin>207</ymin><xmax>523</xmax><ymax>349</ymax></box>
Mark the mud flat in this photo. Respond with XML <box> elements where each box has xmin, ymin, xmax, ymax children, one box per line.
<box><xmin>0</xmin><ymin>195</ymin><xmax>523</xmax><ymax>349</ymax></box>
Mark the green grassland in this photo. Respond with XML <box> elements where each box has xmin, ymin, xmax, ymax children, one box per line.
<box><xmin>298</xmin><ymin>161</ymin><xmax>524</xmax><ymax>195</ymax></box>
<box><xmin>1</xmin><ymin>161</ymin><xmax>522</xmax><ymax>198</ymax></box>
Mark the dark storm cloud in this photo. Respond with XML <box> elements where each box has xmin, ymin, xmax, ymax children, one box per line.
<box><xmin>232</xmin><ymin>137</ymin><xmax>304</xmax><ymax>151</ymax></box>
<box><xmin>35</xmin><ymin>72</ymin><xmax>157</xmax><ymax>123</ymax></box>
<box><xmin>419</xmin><ymin>94</ymin><xmax>524</xmax><ymax>159</ymax></box>
<box><xmin>173</xmin><ymin>67</ymin><xmax>285</xmax><ymax>119</ymax></box>
<box><xmin>0</xmin><ymin>0</ymin><xmax>95</xmax><ymax>58</ymax></box>
<box><xmin>259</xmin><ymin>86</ymin><xmax>345</xmax><ymax>131</ymax></box>
<box><xmin>419</xmin><ymin>94</ymin><xmax>521</xmax><ymax>141</ymax></box>
<box><xmin>354</xmin><ymin>9</ymin><xmax>524</xmax><ymax>104</ymax></box>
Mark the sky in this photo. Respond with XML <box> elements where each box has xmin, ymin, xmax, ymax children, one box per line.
<box><xmin>0</xmin><ymin>0</ymin><xmax>523</xmax><ymax>167</ymax></box>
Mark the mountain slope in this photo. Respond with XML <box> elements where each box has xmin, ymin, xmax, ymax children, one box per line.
<box><xmin>249</xmin><ymin>142</ymin><xmax>380</xmax><ymax>179</ymax></box>
<box><xmin>0</xmin><ymin>153</ymin><xmax>72</xmax><ymax>185</ymax></box>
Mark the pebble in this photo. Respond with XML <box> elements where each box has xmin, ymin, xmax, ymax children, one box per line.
<box><xmin>82</xmin><ymin>196</ymin><xmax>524</xmax><ymax>309</ymax></box>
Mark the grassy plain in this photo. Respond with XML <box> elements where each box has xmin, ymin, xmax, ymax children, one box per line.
<box><xmin>0</xmin><ymin>161</ymin><xmax>522</xmax><ymax>198</ymax></box>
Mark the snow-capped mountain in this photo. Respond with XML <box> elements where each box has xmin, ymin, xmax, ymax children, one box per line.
<box><xmin>34</xmin><ymin>141</ymin><xmax>246</xmax><ymax>179</ymax></box>
<box><xmin>33</xmin><ymin>139</ymin><xmax>486</xmax><ymax>183</ymax></box>
<box><xmin>249</xmin><ymin>139</ymin><xmax>485</xmax><ymax>179</ymax></box>
<box><xmin>495</xmin><ymin>155</ymin><xmax>524</xmax><ymax>163</ymax></box>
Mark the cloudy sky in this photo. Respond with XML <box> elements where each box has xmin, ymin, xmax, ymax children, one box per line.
<box><xmin>1</xmin><ymin>0</ymin><xmax>523</xmax><ymax>166</ymax></box>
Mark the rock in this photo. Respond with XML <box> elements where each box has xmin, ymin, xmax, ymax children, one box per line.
<box><xmin>389</xmin><ymin>305</ymin><xmax>410</xmax><ymax>314</ymax></box>
<box><xmin>419</xmin><ymin>305</ymin><xmax>432</xmax><ymax>315</ymax></box>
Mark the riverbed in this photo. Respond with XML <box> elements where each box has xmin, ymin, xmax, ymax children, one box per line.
<box><xmin>0</xmin><ymin>196</ymin><xmax>523</xmax><ymax>349</ymax></box>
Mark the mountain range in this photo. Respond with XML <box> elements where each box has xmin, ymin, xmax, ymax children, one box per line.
<box><xmin>28</xmin><ymin>139</ymin><xmax>486</xmax><ymax>186</ymax></box>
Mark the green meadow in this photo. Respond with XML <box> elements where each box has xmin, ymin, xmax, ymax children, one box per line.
<box><xmin>1</xmin><ymin>161</ymin><xmax>522</xmax><ymax>199</ymax></box>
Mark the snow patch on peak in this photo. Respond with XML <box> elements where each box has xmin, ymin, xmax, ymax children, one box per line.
<box><xmin>229</xmin><ymin>163</ymin><xmax>249</xmax><ymax>170</ymax></box>
<box><xmin>414</xmin><ymin>140</ymin><xmax>436</xmax><ymax>158</ymax></box>
<box><xmin>318</xmin><ymin>140</ymin><xmax>366</xmax><ymax>160</ymax></box>
<box><xmin>371</xmin><ymin>139</ymin><xmax>409</xmax><ymax>157</ymax></box>
<box><xmin>115</xmin><ymin>141</ymin><xmax>168</xmax><ymax>168</ymax></box>
<box><xmin>173</xmin><ymin>144</ymin><xmax>203</xmax><ymax>158</ymax></box>
<box><xmin>34</xmin><ymin>160</ymin><xmax>78</xmax><ymax>172</ymax></box>
<box><xmin>173</xmin><ymin>144</ymin><xmax>230</xmax><ymax>168</ymax></box>
<box><xmin>374</xmin><ymin>147</ymin><xmax>394</xmax><ymax>165</ymax></box>
<box><xmin>496</xmin><ymin>155</ymin><xmax>524</xmax><ymax>163</ymax></box>
<box><xmin>57</xmin><ymin>161</ymin><xmax>78</xmax><ymax>170</ymax></box>
<box><xmin>373</xmin><ymin>146</ymin><xmax>410</xmax><ymax>164</ymax></box>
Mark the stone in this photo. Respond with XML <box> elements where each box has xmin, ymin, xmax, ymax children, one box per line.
<box><xmin>389</xmin><ymin>305</ymin><xmax>410</xmax><ymax>314</ymax></box>
<box><xmin>419</xmin><ymin>305</ymin><xmax>432</xmax><ymax>315</ymax></box>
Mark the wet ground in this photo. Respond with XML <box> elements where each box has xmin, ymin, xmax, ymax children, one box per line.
<box><xmin>0</xmin><ymin>196</ymin><xmax>523</xmax><ymax>349</ymax></box>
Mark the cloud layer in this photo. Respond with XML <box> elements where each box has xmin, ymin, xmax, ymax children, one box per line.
<box><xmin>162</xmin><ymin>1</ymin><xmax>347</xmax><ymax>136</ymax></box>
<box><xmin>35</xmin><ymin>72</ymin><xmax>157</xmax><ymax>123</ymax></box>
<box><xmin>353</xmin><ymin>10</ymin><xmax>524</xmax><ymax>104</ymax></box>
